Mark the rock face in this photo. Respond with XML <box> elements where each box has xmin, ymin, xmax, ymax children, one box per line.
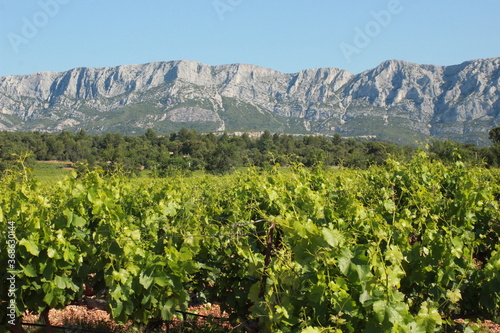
<box><xmin>0</xmin><ymin>58</ymin><xmax>499</xmax><ymax>145</ymax></box>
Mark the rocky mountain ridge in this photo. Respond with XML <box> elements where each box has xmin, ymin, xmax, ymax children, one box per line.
<box><xmin>0</xmin><ymin>58</ymin><xmax>499</xmax><ymax>145</ymax></box>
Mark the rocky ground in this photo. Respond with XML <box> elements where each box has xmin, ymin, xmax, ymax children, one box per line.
<box><xmin>22</xmin><ymin>301</ymin><xmax>232</xmax><ymax>332</ymax></box>
<box><xmin>21</xmin><ymin>304</ymin><xmax>500</xmax><ymax>332</ymax></box>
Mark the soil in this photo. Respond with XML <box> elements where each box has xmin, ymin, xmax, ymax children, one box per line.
<box><xmin>21</xmin><ymin>303</ymin><xmax>499</xmax><ymax>332</ymax></box>
<box><xmin>450</xmin><ymin>319</ymin><xmax>500</xmax><ymax>333</ymax></box>
<box><xmin>22</xmin><ymin>303</ymin><xmax>231</xmax><ymax>332</ymax></box>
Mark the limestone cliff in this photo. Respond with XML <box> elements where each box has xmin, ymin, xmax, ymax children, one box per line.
<box><xmin>0</xmin><ymin>58</ymin><xmax>498</xmax><ymax>145</ymax></box>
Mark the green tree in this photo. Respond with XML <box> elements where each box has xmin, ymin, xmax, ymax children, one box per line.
<box><xmin>257</xmin><ymin>130</ymin><xmax>276</xmax><ymax>153</ymax></box>
<box><xmin>205</xmin><ymin>143</ymin><xmax>238</xmax><ymax>174</ymax></box>
<box><xmin>489</xmin><ymin>126</ymin><xmax>500</xmax><ymax>144</ymax></box>
<box><xmin>144</xmin><ymin>128</ymin><xmax>158</xmax><ymax>143</ymax></box>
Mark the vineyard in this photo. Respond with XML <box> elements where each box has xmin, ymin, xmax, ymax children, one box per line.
<box><xmin>1</xmin><ymin>152</ymin><xmax>500</xmax><ymax>332</ymax></box>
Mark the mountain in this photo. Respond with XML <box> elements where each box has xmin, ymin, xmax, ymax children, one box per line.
<box><xmin>0</xmin><ymin>58</ymin><xmax>499</xmax><ymax>145</ymax></box>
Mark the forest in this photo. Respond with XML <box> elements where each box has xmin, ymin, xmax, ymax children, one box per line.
<box><xmin>1</xmin><ymin>127</ymin><xmax>500</xmax><ymax>176</ymax></box>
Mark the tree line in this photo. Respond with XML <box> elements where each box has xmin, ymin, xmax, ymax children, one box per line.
<box><xmin>1</xmin><ymin>127</ymin><xmax>500</xmax><ymax>175</ymax></box>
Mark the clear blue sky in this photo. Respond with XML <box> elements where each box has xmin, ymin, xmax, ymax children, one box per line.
<box><xmin>0</xmin><ymin>0</ymin><xmax>499</xmax><ymax>76</ymax></box>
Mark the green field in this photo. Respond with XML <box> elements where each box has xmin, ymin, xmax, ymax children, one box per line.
<box><xmin>31</xmin><ymin>161</ymin><xmax>74</xmax><ymax>183</ymax></box>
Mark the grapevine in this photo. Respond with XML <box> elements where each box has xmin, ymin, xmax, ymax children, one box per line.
<box><xmin>1</xmin><ymin>152</ymin><xmax>499</xmax><ymax>332</ymax></box>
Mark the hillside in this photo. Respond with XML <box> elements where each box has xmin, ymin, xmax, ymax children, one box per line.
<box><xmin>0</xmin><ymin>58</ymin><xmax>499</xmax><ymax>145</ymax></box>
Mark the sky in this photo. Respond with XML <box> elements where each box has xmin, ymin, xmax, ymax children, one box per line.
<box><xmin>0</xmin><ymin>0</ymin><xmax>499</xmax><ymax>76</ymax></box>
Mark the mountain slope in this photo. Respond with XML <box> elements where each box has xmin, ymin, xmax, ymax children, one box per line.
<box><xmin>0</xmin><ymin>58</ymin><xmax>499</xmax><ymax>145</ymax></box>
